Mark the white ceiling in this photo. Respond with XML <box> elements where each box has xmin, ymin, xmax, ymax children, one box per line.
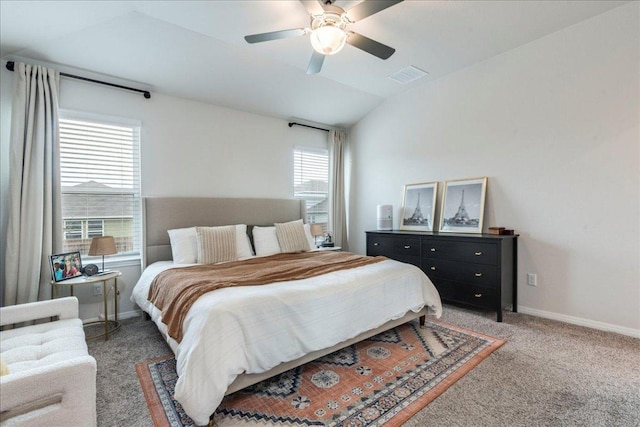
<box><xmin>0</xmin><ymin>0</ymin><xmax>628</xmax><ymax>128</ymax></box>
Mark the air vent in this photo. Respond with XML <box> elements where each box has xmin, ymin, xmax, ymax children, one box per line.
<box><xmin>388</xmin><ymin>65</ymin><xmax>428</xmax><ymax>84</ymax></box>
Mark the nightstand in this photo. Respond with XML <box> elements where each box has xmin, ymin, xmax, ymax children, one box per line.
<box><xmin>51</xmin><ymin>271</ymin><xmax>121</xmax><ymax>340</ymax></box>
<box><xmin>317</xmin><ymin>246</ymin><xmax>342</xmax><ymax>251</ymax></box>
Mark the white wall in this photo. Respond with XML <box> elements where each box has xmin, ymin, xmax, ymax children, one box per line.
<box><xmin>0</xmin><ymin>69</ymin><xmax>327</xmax><ymax>320</ymax></box>
<box><xmin>348</xmin><ymin>3</ymin><xmax>639</xmax><ymax>336</ymax></box>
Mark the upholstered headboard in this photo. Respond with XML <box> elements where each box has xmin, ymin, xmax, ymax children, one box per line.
<box><xmin>142</xmin><ymin>197</ymin><xmax>306</xmax><ymax>267</ymax></box>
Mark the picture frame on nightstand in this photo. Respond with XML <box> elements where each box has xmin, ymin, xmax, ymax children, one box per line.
<box><xmin>48</xmin><ymin>251</ymin><xmax>83</xmax><ymax>282</ymax></box>
<box><xmin>439</xmin><ymin>177</ymin><xmax>488</xmax><ymax>233</ymax></box>
<box><xmin>400</xmin><ymin>181</ymin><xmax>438</xmax><ymax>232</ymax></box>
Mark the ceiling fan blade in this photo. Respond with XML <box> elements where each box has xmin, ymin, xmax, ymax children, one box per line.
<box><xmin>347</xmin><ymin>32</ymin><xmax>395</xmax><ymax>60</ymax></box>
<box><xmin>299</xmin><ymin>0</ymin><xmax>325</xmax><ymax>15</ymax></box>
<box><xmin>306</xmin><ymin>51</ymin><xmax>325</xmax><ymax>74</ymax></box>
<box><xmin>346</xmin><ymin>0</ymin><xmax>404</xmax><ymax>22</ymax></box>
<box><xmin>244</xmin><ymin>28</ymin><xmax>306</xmax><ymax>44</ymax></box>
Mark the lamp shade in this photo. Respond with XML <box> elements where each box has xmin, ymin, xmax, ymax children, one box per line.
<box><xmin>310</xmin><ymin>224</ymin><xmax>323</xmax><ymax>237</ymax></box>
<box><xmin>88</xmin><ymin>236</ymin><xmax>117</xmax><ymax>256</ymax></box>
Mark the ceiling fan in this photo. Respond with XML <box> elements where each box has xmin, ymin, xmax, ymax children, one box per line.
<box><xmin>244</xmin><ymin>0</ymin><xmax>404</xmax><ymax>74</ymax></box>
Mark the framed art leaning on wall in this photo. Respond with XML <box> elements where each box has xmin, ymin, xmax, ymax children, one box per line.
<box><xmin>400</xmin><ymin>181</ymin><xmax>438</xmax><ymax>232</ymax></box>
<box><xmin>439</xmin><ymin>177</ymin><xmax>488</xmax><ymax>233</ymax></box>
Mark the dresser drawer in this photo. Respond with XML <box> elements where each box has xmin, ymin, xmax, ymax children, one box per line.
<box><xmin>367</xmin><ymin>234</ymin><xmax>420</xmax><ymax>257</ymax></box>
<box><xmin>421</xmin><ymin>239</ymin><xmax>498</xmax><ymax>265</ymax></box>
<box><xmin>422</xmin><ymin>259</ymin><xmax>498</xmax><ymax>287</ymax></box>
<box><xmin>433</xmin><ymin>280</ymin><xmax>497</xmax><ymax>309</ymax></box>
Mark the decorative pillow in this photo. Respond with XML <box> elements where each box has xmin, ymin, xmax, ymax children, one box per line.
<box><xmin>252</xmin><ymin>226</ymin><xmax>281</xmax><ymax>257</ymax></box>
<box><xmin>0</xmin><ymin>356</ymin><xmax>9</xmax><ymax>376</ymax></box>
<box><xmin>275</xmin><ymin>219</ymin><xmax>311</xmax><ymax>253</ymax></box>
<box><xmin>196</xmin><ymin>226</ymin><xmax>237</xmax><ymax>264</ymax></box>
<box><xmin>168</xmin><ymin>224</ymin><xmax>253</xmax><ymax>263</ymax></box>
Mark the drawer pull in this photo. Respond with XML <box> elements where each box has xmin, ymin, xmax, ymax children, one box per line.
<box><xmin>373</xmin><ymin>243</ymin><xmax>379</xmax><ymax>246</ymax></box>
<box><xmin>404</xmin><ymin>245</ymin><xmax>411</xmax><ymax>249</ymax></box>
<box><xmin>430</xmin><ymin>266</ymin><xmax>436</xmax><ymax>271</ymax></box>
<box><xmin>474</xmin><ymin>251</ymin><xmax>483</xmax><ymax>256</ymax></box>
<box><xmin>474</xmin><ymin>273</ymin><xmax>483</xmax><ymax>277</ymax></box>
<box><xmin>430</xmin><ymin>248</ymin><xmax>436</xmax><ymax>252</ymax></box>
<box><xmin>474</xmin><ymin>293</ymin><xmax>483</xmax><ymax>298</ymax></box>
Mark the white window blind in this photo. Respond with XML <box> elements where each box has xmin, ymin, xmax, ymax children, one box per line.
<box><xmin>294</xmin><ymin>147</ymin><xmax>328</xmax><ymax>228</ymax></box>
<box><xmin>59</xmin><ymin>114</ymin><xmax>141</xmax><ymax>261</ymax></box>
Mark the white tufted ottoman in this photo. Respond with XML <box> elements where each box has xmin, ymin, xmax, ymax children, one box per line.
<box><xmin>0</xmin><ymin>297</ymin><xmax>97</xmax><ymax>427</ymax></box>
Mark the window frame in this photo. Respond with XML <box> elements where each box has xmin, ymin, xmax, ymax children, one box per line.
<box><xmin>58</xmin><ymin>110</ymin><xmax>142</xmax><ymax>268</ymax></box>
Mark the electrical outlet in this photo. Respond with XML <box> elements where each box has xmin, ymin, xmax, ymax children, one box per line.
<box><xmin>527</xmin><ymin>273</ymin><xmax>537</xmax><ymax>286</ymax></box>
<box><xmin>93</xmin><ymin>284</ymin><xmax>103</xmax><ymax>296</ymax></box>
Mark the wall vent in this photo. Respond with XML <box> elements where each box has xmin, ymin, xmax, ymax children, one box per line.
<box><xmin>388</xmin><ymin>65</ymin><xmax>428</xmax><ymax>84</ymax></box>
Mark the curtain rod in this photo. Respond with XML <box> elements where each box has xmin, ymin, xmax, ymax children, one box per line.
<box><xmin>288</xmin><ymin>122</ymin><xmax>330</xmax><ymax>132</ymax></box>
<box><xmin>5</xmin><ymin>61</ymin><xmax>151</xmax><ymax>99</ymax></box>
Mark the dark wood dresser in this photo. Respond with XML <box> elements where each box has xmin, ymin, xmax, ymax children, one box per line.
<box><xmin>366</xmin><ymin>230</ymin><xmax>518</xmax><ymax>322</ymax></box>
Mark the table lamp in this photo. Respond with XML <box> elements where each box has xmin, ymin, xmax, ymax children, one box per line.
<box><xmin>310</xmin><ymin>224</ymin><xmax>323</xmax><ymax>248</ymax></box>
<box><xmin>89</xmin><ymin>236</ymin><xmax>117</xmax><ymax>272</ymax></box>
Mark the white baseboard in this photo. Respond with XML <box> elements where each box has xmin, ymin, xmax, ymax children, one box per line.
<box><xmin>518</xmin><ymin>306</ymin><xmax>640</xmax><ymax>338</ymax></box>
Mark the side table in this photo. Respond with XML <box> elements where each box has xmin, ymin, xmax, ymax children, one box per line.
<box><xmin>51</xmin><ymin>271</ymin><xmax>121</xmax><ymax>340</ymax></box>
<box><xmin>316</xmin><ymin>246</ymin><xmax>342</xmax><ymax>251</ymax></box>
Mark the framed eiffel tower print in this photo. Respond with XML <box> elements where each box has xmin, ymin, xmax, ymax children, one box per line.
<box><xmin>439</xmin><ymin>177</ymin><xmax>488</xmax><ymax>233</ymax></box>
<box><xmin>400</xmin><ymin>181</ymin><xmax>438</xmax><ymax>232</ymax></box>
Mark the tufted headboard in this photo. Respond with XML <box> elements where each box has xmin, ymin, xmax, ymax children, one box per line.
<box><xmin>142</xmin><ymin>197</ymin><xmax>306</xmax><ymax>267</ymax></box>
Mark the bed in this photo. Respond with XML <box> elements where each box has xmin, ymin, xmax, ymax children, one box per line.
<box><xmin>131</xmin><ymin>197</ymin><xmax>442</xmax><ymax>426</ymax></box>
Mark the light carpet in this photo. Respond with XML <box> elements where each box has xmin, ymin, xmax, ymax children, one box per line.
<box><xmin>136</xmin><ymin>319</ymin><xmax>504</xmax><ymax>426</ymax></box>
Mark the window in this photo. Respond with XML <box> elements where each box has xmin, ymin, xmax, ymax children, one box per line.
<box><xmin>63</xmin><ymin>220</ymin><xmax>82</xmax><ymax>240</ymax></box>
<box><xmin>294</xmin><ymin>147</ymin><xmax>328</xmax><ymax>228</ymax></box>
<box><xmin>59</xmin><ymin>113</ymin><xmax>141</xmax><ymax>261</ymax></box>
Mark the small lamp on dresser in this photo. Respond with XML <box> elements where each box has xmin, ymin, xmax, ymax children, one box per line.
<box><xmin>310</xmin><ymin>224</ymin><xmax>323</xmax><ymax>248</ymax></box>
<box><xmin>89</xmin><ymin>236</ymin><xmax>117</xmax><ymax>272</ymax></box>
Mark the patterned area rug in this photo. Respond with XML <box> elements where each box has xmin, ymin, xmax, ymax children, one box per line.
<box><xmin>136</xmin><ymin>319</ymin><xmax>504</xmax><ymax>427</ymax></box>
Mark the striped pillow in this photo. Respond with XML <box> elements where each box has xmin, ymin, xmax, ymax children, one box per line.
<box><xmin>196</xmin><ymin>225</ymin><xmax>237</xmax><ymax>264</ymax></box>
<box><xmin>275</xmin><ymin>219</ymin><xmax>310</xmax><ymax>253</ymax></box>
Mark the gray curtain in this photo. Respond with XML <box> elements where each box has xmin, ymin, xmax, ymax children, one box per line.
<box><xmin>4</xmin><ymin>62</ymin><xmax>61</xmax><ymax>305</ymax></box>
<box><xmin>328</xmin><ymin>130</ymin><xmax>348</xmax><ymax>250</ymax></box>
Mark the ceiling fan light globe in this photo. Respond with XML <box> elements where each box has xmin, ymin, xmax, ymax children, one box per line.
<box><xmin>310</xmin><ymin>26</ymin><xmax>347</xmax><ymax>55</ymax></box>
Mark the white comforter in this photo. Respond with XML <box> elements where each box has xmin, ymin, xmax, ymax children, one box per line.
<box><xmin>131</xmin><ymin>257</ymin><xmax>442</xmax><ymax>426</ymax></box>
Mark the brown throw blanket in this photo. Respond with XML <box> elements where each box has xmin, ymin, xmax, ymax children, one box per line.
<box><xmin>148</xmin><ymin>251</ymin><xmax>387</xmax><ymax>343</ymax></box>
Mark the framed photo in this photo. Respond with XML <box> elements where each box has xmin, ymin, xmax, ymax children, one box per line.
<box><xmin>400</xmin><ymin>181</ymin><xmax>439</xmax><ymax>232</ymax></box>
<box><xmin>439</xmin><ymin>177</ymin><xmax>488</xmax><ymax>233</ymax></box>
<box><xmin>49</xmin><ymin>251</ymin><xmax>83</xmax><ymax>282</ymax></box>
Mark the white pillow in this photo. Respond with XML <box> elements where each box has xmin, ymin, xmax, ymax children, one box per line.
<box><xmin>168</xmin><ymin>224</ymin><xmax>253</xmax><ymax>263</ymax></box>
<box><xmin>235</xmin><ymin>224</ymin><xmax>255</xmax><ymax>260</ymax></box>
<box><xmin>252</xmin><ymin>226</ymin><xmax>281</xmax><ymax>257</ymax></box>
<box><xmin>303</xmin><ymin>223</ymin><xmax>318</xmax><ymax>250</ymax></box>
<box><xmin>168</xmin><ymin>227</ymin><xmax>198</xmax><ymax>264</ymax></box>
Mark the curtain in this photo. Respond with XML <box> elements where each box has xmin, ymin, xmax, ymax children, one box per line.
<box><xmin>328</xmin><ymin>130</ymin><xmax>348</xmax><ymax>250</ymax></box>
<box><xmin>4</xmin><ymin>62</ymin><xmax>61</xmax><ymax>305</ymax></box>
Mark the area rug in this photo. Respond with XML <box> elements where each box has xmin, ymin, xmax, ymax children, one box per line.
<box><xmin>136</xmin><ymin>319</ymin><xmax>505</xmax><ymax>427</ymax></box>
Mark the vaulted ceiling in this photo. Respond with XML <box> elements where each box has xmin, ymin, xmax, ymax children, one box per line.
<box><xmin>0</xmin><ymin>1</ymin><xmax>628</xmax><ymax>128</ymax></box>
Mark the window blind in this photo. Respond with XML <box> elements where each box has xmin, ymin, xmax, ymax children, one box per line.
<box><xmin>294</xmin><ymin>147</ymin><xmax>328</xmax><ymax>228</ymax></box>
<box><xmin>59</xmin><ymin>115</ymin><xmax>141</xmax><ymax>260</ymax></box>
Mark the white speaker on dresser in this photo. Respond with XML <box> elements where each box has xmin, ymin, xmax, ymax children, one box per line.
<box><xmin>377</xmin><ymin>204</ymin><xmax>393</xmax><ymax>230</ymax></box>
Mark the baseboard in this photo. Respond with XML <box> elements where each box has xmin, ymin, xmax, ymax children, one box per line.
<box><xmin>518</xmin><ymin>306</ymin><xmax>640</xmax><ymax>338</ymax></box>
<box><xmin>119</xmin><ymin>309</ymin><xmax>144</xmax><ymax>320</ymax></box>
